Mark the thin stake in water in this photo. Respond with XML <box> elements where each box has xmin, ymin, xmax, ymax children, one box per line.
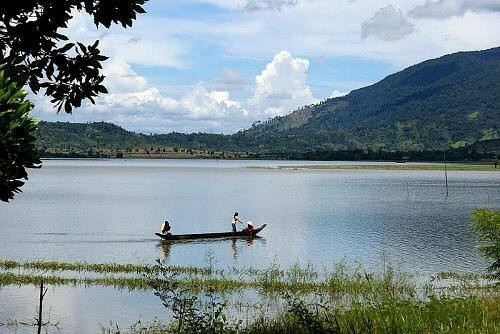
<box><xmin>444</xmin><ymin>150</ymin><xmax>449</xmax><ymax>198</ymax></box>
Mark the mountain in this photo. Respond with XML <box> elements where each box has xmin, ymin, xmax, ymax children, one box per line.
<box><xmin>35</xmin><ymin>47</ymin><xmax>499</xmax><ymax>155</ymax></box>
<box><xmin>236</xmin><ymin>47</ymin><xmax>499</xmax><ymax>151</ymax></box>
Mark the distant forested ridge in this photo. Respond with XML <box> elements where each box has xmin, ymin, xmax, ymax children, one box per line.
<box><xmin>238</xmin><ymin>47</ymin><xmax>499</xmax><ymax>152</ymax></box>
<box><xmin>35</xmin><ymin>121</ymin><xmax>498</xmax><ymax>161</ymax></box>
<box><xmin>35</xmin><ymin>47</ymin><xmax>499</xmax><ymax>160</ymax></box>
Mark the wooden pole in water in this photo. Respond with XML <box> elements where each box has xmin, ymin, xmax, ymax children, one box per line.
<box><xmin>444</xmin><ymin>150</ymin><xmax>449</xmax><ymax>198</ymax></box>
<box><xmin>37</xmin><ymin>279</ymin><xmax>47</xmax><ymax>334</ymax></box>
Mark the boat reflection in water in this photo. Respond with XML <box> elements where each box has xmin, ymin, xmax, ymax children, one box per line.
<box><xmin>158</xmin><ymin>241</ymin><xmax>172</xmax><ymax>260</ymax></box>
<box><xmin>157</xmin><ymin>234</ymin><xmax>265</xmax><ymax>262</ymax></box>
<box><xmin>231</xmin><ymin>239</ymin><xmax>238</xmax><ymax>258</ymax></box>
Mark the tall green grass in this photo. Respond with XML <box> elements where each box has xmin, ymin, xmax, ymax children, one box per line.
<box><xmin>1</xmin><ymin>258</ymin><xmax>496</xmax><ymax>333</ymax></box>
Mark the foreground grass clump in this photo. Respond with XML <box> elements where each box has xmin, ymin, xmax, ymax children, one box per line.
<box><xmin>472</xmin><ymin>208</ymin><xmax>500</xmax><ymax>280</ymax></box>
<box><xmin>241</xmin><ymin>294</ymin><xmax>500</xmax><ymax>334</ymax></box>
<box><xmin>101</xmin><ymin>292</ymin><xmax>500</xmax><ymax>334</ymax></box>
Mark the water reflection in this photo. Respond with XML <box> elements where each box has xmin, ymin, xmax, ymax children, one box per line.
<box><xmin>246</xmin><ymin>237</ymin><xmax>254</xmax><ymax>247</ymax></box>
<box><xmin>157</xmin><ymin>236</ymin><xmax>265</xmax><ymax>262</ymax></box>
<box><xmin>158</xmin><ymin>241</ymin><xmax>172</xmax><ymax>261</ymax></box>
<box><xmin>231</xmin><ymin>239</ymin><xmax>238</xmax><ymax>259</ymax></box>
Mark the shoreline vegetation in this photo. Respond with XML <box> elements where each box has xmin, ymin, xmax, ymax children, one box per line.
<box><xmin>35</xmin><ymin>120</ymin><xmax>499</xmax><ymax>163</ymax></box>
<box><xmin>1</xmin><ymin>258</ymin><xmax>499</xmax><ymax>333</ymax></box>
<box><xmin>38</xmin><ymin>148</ymin><xmax>498</xmax><ymax>165</ymax></box>
<box><xmin>279</xmin><ymin>164</ymin><xmax>499</xmax><ymax>171</ymax></box>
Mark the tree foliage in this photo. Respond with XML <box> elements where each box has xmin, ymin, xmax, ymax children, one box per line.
<box><xmin>471</xmin><ymin>209</ymin><xmax>500</xmax><ymax>280</ymax></box>
<box><xmin>0</xmin><ymin>0</ymin><xmax>147</xmax><ymax>113</ymax></box>
<box><xmin>0</xmin><ymin>71</ymin><xmax>41</xmax><ymax>202</ymax></box>
<box><xmin>34</xmin><ymin>120</ymin><xmax>498</xmax><ymax>162</ymax></box>
<box><xmin>0</xmin><ymin>1</ymin><xmax>147</xmax><ymax>201</ymax></box>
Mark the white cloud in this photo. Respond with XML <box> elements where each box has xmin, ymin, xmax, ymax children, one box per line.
<box><xmin>180</xmin><ymin>85</ymin><xmax>247</xmax><ymax>120</ymax></box>
<box><xmin>94</xmin><ymin>51</ymin><xmax>318</xmax><ymax>128</ymax></box>
<box><xmin>64</xmin><ymin>10</ymin><xmax>188</xmax><ymax>68</ymax></box>
<box><xmin>91</xmin><ymin>82</ymin><xmax>247</xmax><ymax>124</ymax></box>
<box><xmin>243</xmin><ymin>0</ymin><xmax>299</xmax><ymax>12</ymax></box>
<box><xmin>100</xmin><ymin>33</ymin><xmax>187</xmax><ymax>68</ymax></box>
<box><xmin>361</xmin><ymin>5</ymin><xmax>415</xmax><ymax>41</ymax></box>
<box><xmin>33</xmin><ymin>50</ymin><xmax>322</xmax><ymax>133</ymax></box>
<box><xmin>30</xmin><ymin>0</ymin><xmax>500</xmax><ymax>134</ymax></box>
<box><xmin>216</xmin><ymin>68</ymin><xmax>247</xmax><ymax>91</ymax></box>
<box><xmin>32</xmin><ymin>58</ymin><xmax>249</xmax><ymax>133</ymax></box>
<box><xmin>250</xmin><ymin>50</ymin><xmax>318</xmax><ymax>117</ymax></box>
<box><xmin>102</xmin><ymin>59</ymin><xmax>148</xmax><ymax>93</ymax></box>
<box><xmin>330</xmin><ymin>90</ymin><xmax>348</xmax><ymax>98</ymax></box>
<box><xmin>409</xmin><ymin>0</ymin><xmax>500</xmax><ymax>19</ymax></box>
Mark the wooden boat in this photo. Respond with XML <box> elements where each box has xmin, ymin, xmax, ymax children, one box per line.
<box><xmin>155</xmin><ymin>224</ymin><xmax>267</xmax><ymax>240</ymax></box>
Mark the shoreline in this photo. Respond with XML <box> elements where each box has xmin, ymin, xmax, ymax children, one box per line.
<box><xmin>279</xmin><ymin>164</ymin><xmax>499</xmax><ymax>171</ymax></box>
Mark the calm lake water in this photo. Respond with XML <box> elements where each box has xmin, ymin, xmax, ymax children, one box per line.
<box><xmin>1</xmin><ymin>159</ymin><xmax>499</xmax><ymax>332</ymax></box>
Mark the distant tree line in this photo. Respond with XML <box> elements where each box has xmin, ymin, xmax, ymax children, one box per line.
<box><xmin>273</xmin><ymin>146</ymin><xmax>497</xmax><ymax>162</ymax></box>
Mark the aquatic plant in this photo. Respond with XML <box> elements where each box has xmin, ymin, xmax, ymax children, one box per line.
<box><xmin>5</xmin><ymin>258</ymin><xmax>496</xmax><ymax>333</ymax></box>
<box><xmin>0</xmin><ymin>259</ymin><xmax>211</xmax><ymax>276</ymax></box>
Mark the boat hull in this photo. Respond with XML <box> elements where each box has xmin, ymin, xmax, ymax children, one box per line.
<box><xmin>155</xmin><ymin>224</ymin><xmax>267</xmax><ymax>240</ymax></box>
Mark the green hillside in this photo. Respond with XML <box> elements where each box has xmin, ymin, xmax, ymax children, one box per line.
<box><xmin>35</xmin><ymin>47</ymin><xmax>499</xmax><ymax>157</ymax></box>
<box><xmin>238</xmin><ymin>47</ymin><xmax>499</xmax><ymax>151</ymax></box>
<box><xmin>35</xmin><ymin>121</ymin><xmax>144</xmax><ymax>151</ymax></box>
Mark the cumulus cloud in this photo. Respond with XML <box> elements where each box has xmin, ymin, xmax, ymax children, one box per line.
<box><xmin>180</xmin><ymin>86</ymin><xmax>247</xmax><ymax>120</ymax></box>
<box><xmin>249</xmin><ymin>50</ymin><xmax>318</xmax><ymax>117</ymax></box>
<box><xmin>216</xmin><ymin>68</ymin><xmax>247</xmax><ymax>91</ymax></box>
<box><xmin>91</xmin><ymin>82</ymin><xmax>247</xmax><ymax>123</ymax></box>
<box><xmin>409</xmin><ymin>0</ymin><xmax>500</xmax><ymax>19</ymax></box>
<box><xmin>33</xmin><ymin>50</ymin><xmax>324</xmax><ymax>133</ymax></box>
<box><xmin>102</xmin><ymin>59</ymin><xmax>148</xmax><ymax>93</ymax></box>
<box><xmin>32</xmin><ymin>57</ymin><xmax>249</xmax><ymax>133</ymax></box>
<box><xmin>330</xmin><ymin>90</ymin><xmax>348</xmax><ymax>98</ymax></box>
<box><xmin>361</xmin><ymin>5</ymin><xmax>415</xmax><ymax>41</ymax></box>
<box><xmin>243</xmin><ymin>0</ymin><xmax>299</xmax><ymax>12</ymax></box>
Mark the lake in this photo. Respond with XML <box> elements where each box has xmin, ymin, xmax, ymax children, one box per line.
<box><xmin>0</xmin><ymin>159</ymin><xmax>498</xmax><ymax>332</ymax></box>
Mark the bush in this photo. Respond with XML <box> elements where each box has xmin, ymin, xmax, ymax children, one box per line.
<box><xmin>472</xmin><ymin>208</ymin><xmax>500</xmax><ymax>280</ymax></box>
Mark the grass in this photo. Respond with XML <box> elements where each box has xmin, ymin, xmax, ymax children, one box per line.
<box><xmin>0</xmin><ymin>259</ymin><xmax>211</xmax><ymax>275</ymax></box>
<box><xmin>280</xmin><ymin>164</ymin><xmax>499</xmax><ymax>171</ymax></box>
<box><xmin>0</xmin><ymin>259</ymin><xmax>417</xmax><ymax>295</ymax></box>
<box><xmin>240</xmin><ymin>294</ymin><xmax>500</xmax><ymax>334</ymax></box>
<box><xmin>2</xmin><ymin>258</ymin><xmax>498</xmax><ymax>333</ymax></box>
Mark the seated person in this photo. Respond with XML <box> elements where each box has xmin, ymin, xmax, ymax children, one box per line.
<box><xmin>245</xmin><ymin>221</ymin><xmax>254</xmax><ymax>233</ymax></box>
<box><xmin>161</xmin><ymin>220</ymin><xmax>171</xmax><ymax>235</ymax></box>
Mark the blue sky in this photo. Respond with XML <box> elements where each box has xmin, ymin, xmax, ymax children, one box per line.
<box><xmin>32</xmin><ymin>0</ymin><xmax>500</xmax><ymax>134</ymax></box>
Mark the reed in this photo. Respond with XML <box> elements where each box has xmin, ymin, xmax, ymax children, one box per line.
<box><xmin>0</xmin><ymin>258</ymin><xmax>494</xmax><ymax>296</ymax></box>
<box><xmin>0</xmin><ymin>260</ymin><xmax>415</xmax><ymax>296</ymax></box>
<box><xmin>0</xmin><ymin>259</ymin><xmax>211</xmax><ymax>276</ymax></box>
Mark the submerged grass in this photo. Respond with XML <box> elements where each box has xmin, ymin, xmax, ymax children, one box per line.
<box><xmin>2</xmin><ymin>258</ymin><xmax>498</xmax><ymax>333</ymax></box>
<box><xmin>0</xmin><ymin>259</ymin><xmax>211</xmax><ymax>276</ymax></box>
<box><xmin>0</xmin><ymin>259</ymin><xmax>418</xmax><ymax>296</ymax></box>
